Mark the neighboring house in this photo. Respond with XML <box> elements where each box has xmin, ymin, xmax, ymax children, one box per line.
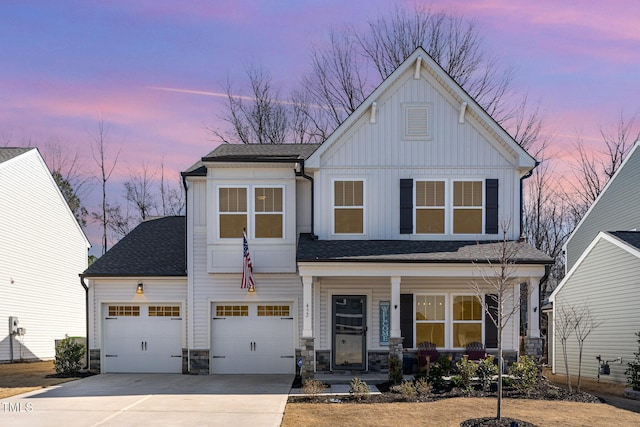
<box><xmin>82</xmin><ymin>47</ymin><xmax>551</xmax><ymax>375</ymax></box>
<box><xmin>550</xmin><ymin>141</ymin><xmax>640</xmax><ymax>385</ymax></box>
<box><xmin>0</xmin><ymin>148</ymin><xmax>89</xmax><ymax>362</ymax></box>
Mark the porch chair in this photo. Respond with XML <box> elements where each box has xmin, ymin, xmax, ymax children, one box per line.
<box><xmin>465</xmin><ymin>341</ymin><xmax>487</xmax><ymax>361</ymax></box>
<box><xmin>417</xmin><ymin>342</ymin><xmax>440</xmax><ymax>374</ymax></box>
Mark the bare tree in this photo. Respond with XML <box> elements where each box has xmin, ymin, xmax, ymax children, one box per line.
<box><xmin>124</xmin><ymin>163</ymin><xmax>157</xmax><ymax>221</ymax></box>
<box><xmin>90</xmin><ymin>120</ymin><xmax>120</xmax><ymax>255</ymax></box>
<box><xmin>555</xmin><ymin>304</ymin><xmax>576</xmax><ymax>392</ymax></box>
<box><xmin>159</xmin><ymin>160</ymin><xmax>186</xmax><ymax>216</ymax></box>
<box><xmin>571</xmin><ymin>303</ymin><xmax>600</xmax><ymax>391</ymax></box>
<box><xmin>469</xmin><ymin>219</ymin><xmax>527</xmax><ymax>420</ymax></box>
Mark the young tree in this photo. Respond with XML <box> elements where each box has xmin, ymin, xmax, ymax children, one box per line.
<box><xmin>571</xmin><ymin>303</ymin><xmax>600</xmax><ymax>391</ymax></box>
<box><xmin>90</xmin><ymin>120</ymin><xmax>120</xmax><ymax>255</ymax></box>
<box><xmin>555</xmin><ymin>304</ymin><xmax>576</xmax><ymax>392</ymax></box>
<box><xmin>469</xmin><ymin>219</ymin><xmax>530</xmax><ymax>420</ymax></box>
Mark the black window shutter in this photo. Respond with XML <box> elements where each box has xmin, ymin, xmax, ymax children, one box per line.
<box><xmin>485</xmin><ymin>179</ymin><xmax>499</xmax><ymax>234</ymax></box>
<box><xmin>400</xmin><ymin>294</ymin><xmax>414</xmax><ymax>348</ymax></box>
<box><xmin>400</xmin><ymin>179</ymin><xmax>413</xmax><ymax>234</ymax></box>
<box><xmin>485</xmin><ymin>294</ymin><xmax>498</xmax><ymax>348</ymax></box>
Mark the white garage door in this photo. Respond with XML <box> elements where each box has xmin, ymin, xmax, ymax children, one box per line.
<box><xmin>103</xmin><ymin>304</ymin><xmax>183</xmax><ymax>373</ymax></box>
<box><xmin>211</xmin><ymin>303</ymin><xmax>294</xmax><ymax>374</ymax></box>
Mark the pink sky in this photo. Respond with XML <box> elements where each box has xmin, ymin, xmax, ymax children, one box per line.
<box><xmin>1</xmin><ymin>0</ymin><xmax>638</xmax><ymax>255</ymax></box>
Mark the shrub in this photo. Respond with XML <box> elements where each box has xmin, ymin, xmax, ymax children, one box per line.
<box><xmin>388</xmin><ymin>355</ymin><xmax>403</xmax><ymax>385</ymax></box>
<box><xmin>54</xmin><ymin>335</ymin><xmax>85</xmax><ymax>375</ymax></box>
<box><xmin>390</xmin><ymin>380</ymin><xmax>417</xmax><ymax>398</ymax></box>
<box><xmin>349</xmin><ymin>377</ymin><xmax>370</xmax><ymax>396</ymax></box>
<box><xmin>509</xmin><ymin>355</ymin><xmax>539</xmax><ymax>394</ymax></box>
<box><xmin>301</xmin><ymin>379</ymin><xmax>326</xmax><ymax>395</ymax></box>
<box><xmin>414</xmin><ymin>376</ymin><xmax>433</xmax><ymax>396</ymax></box>
<box><xmin>427</xmin><ymin>362</ymin><xmax>446</xmax><ymax>389</ymax></box>
<box><xmin>476</xmin><ymin>356</ymin><xmax>498</xmax><ymax>391</ymax></box>
<box><xmin>437</xmin><ymin>355</ymin><xmax>453</xmax><ymax>376</ymax></box>
<box><xmin>455</xmin><ymin>357</ymin><xmax>478</xmax><ymax>395</ymax></box>
<box><xmin>626</xmin><ymin>331</ymin><xmax>640</xmax><ymax>391</ymax></box>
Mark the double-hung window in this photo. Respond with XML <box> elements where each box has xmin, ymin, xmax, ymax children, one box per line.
<box><xmin>415</xmin><ymin>180</ymin><xmax>445</xmax><ymax>234</ymax></box>
<box><xmin>415</xmin><ymin>295</ymin><xmax>445</xmax><ymax>347</ymax></box>
<box><xmin>333</xmin><ymin>180</ymin><xmax>364</xmax><ymax>234</ymax></box>
<box><xmin>453</xmin><ymin>181</ymin><xmax>483</xmax><ymax>234</ymax></box>
<box><xmin>254</xmin><ymin>187</ymin><xmax>283</xmax><ymax>238</ymax></box>
<box><xmin>219</xmin><ymin>187</ymin><xmax>247</xmax><ymax>238</ymax></box>
<box><xmin>452</xmin><ymin>295</ymin><xmax>483</xmax><ymax>347</ymax></box>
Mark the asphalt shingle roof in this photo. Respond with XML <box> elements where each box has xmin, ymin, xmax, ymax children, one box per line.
<box><xmin>83</xmin><ymin>216</ymin><xmax>186</xmax><ymax>277</ymax></box>
<box><xmin>296</xmin><ymin>234</ymin><xmax>553</xmax><ymax>264</ymax></box>
<box><xmin>609</xmin><ymin>231</ymin><xmax>640</xmax><ymax>251</ymax></box>
<box><xmin>0</xmin><ymin>147</ymin><xmax>32</xmax><ymax>164</ymax></box>
<box><xmin>202</xmin><ymin>143</ymin><xmax>321</xmax><ymax>161</ymax></box>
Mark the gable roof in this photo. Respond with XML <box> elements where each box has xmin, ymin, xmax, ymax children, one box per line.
<box><xmin>563</xmin><ymin>140</ymin><xmax>640</xmax><ymax>253</ymax></box>
<box><xmin>297</xmin><ymin>233</ymin><xmax>552</xmax><ymax>264</ymax></box>
<box><xmin>0</xmin><ymin>147</ymin><xmax>33</xmax><ymax>164</ymax></box>
<box><xmin>550</xmin><ymin>230</ymin><xmax>640</xmax><ymax>300</ymax></box>
<box><xmin>305</xmin><ymin>47</ymin><xmax>536</xmax><ymax>173</ymax></box>
<box><xmin>82</xmin><ymin>216</ymin><xmax>186</xmax><ymax>277</ymax></box>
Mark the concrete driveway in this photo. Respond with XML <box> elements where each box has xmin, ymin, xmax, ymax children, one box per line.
<box><xmin>0</xmin><ymin>374</ymin><xmax>293</xmax><ymax>427</ymax></box>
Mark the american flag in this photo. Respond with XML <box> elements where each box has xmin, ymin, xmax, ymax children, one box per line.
<box><xmin>241</xmin><ymin>230</ymin><xmax>256</xmax><ymax>291</ymax></box>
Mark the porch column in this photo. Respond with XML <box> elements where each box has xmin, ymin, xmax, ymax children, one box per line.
<box><xmin>390</xmin><ymin>276</ymin><xmax>401</xmax><ymax>338</ymax></box>
<box><xmin>527</xmin><ymin>277</ymin><xmax>541</xmax><ymax>338</ymax></box>
<box><xmin>302</xmin><ymin>276</ymin><xmax>313</xmax><ymax>338</ymax></box>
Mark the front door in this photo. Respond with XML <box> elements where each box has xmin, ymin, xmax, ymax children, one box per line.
<box><xmin>332</xmin><ymin>295</ymin><xmax>366</xmax><ymax>370</ymax></box>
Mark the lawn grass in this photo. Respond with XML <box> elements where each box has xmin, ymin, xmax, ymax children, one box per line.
<box><xmin>0</xmin><ymin>360</ymin><xmax>79</xmax><ymax>399</ymax></box>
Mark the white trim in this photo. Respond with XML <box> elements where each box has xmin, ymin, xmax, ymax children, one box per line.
<box><xmin>216</xmin><ymin>185</ymin><xmax>249</xmax><ymax>240</ymax></box>
<box><xmin>331</xmin><ymin>178</ymin><xmax>366</xmax><ymax>236</ymax></box>
<box><xmin>252</xmin><ymin>184</ymin><xmax>286</xmax><ymax>240</ymax></box>
<box><xmin>451</xmin><ymin>179</ymin><xmax>485</xmax><ymax>235</ymax></box>
<box><xmin>551</xmin><ymin>231</ymin><xmax>640</xmax><ymax>302</ymax></box>
<box><xmin>414</xmin><ymin>293</ymin><xmax>447</xmax><ymax>348</ymax></box>
<box><xmin>562</xmin><ymin>141</ymin><xmax>640</xmax><ymax>256</ymax></box>
<box><xmin>414</xmin><ymin>178</ymin><xmax>447</xmax><ymax>235</ymax></box>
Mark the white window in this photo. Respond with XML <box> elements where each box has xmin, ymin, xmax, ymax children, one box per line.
<box><xmin>415</xmin><ymin>180</ymin><xmax>446</xmax><ymax>234</ymax></box>
<box><xmin>254</xmin><ymin>187</ymin><xmax>283</xmax><ymax>238</ymax></box>
<box><xmin>218</xmin><ymin>185</ymin><xmax>285</xmax><ymax>239</ymax></box>
<box><xmin>333</xmin><ymin>180</ymin><xmax>364</xmax><ymax>234</ymax></box>
<box><xmin>415</xmin><ymin>295</ymin><xmax>446</xmax><ymax>348</ymax></box>
<box><xmin>452</xmin><ymin>295</ymin><xmax>483</xmax><ymax>348</ymax></box>
<box><xmin>218</xmin><ymin>187</ymin><xmax>248</xmax><ymax>238</ymax></box>
<box><xmin>453</xmin><ymin>180</ymin><xmax>483</xmax><ymax>234</ymax></box>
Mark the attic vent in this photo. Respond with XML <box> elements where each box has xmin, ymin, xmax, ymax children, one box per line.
<box><xmin>403</xmin><ymin>103</ymin><xmax>431</xmax><ymax>140</ymax></box>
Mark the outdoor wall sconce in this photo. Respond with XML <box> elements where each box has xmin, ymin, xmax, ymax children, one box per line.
<box><xmin>248</xmin><ymin>284</ymin><xmax>255</xmax><ymax>293</ymax></box>
<box><xmin>136</xmin><ymin>282</ymin><xmax>144</xmax><ymax>295</ymax></box>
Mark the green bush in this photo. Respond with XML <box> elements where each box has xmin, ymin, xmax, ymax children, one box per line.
<box><xmin>54</xmin><ymin>335</ymin><xmax>85</xmax><ymax>375</ymax></box>
<box><xmin>388</xmin><ymin>355</ymin><xmax>403</xmax><ymax>385</ymax></box>
<box><xmin>476</xmin><ymin>356</ymin><xmax>498</xmax><ymax>391</ymax></box>
<box><xmin>437</xmin><ymin>355</ymin><xmax>453</xmax><ymax>376</ymax></box>
<box><xmin>301</xmin><ymin>379</ymin><xmax>326</xmax><ymax>395</ymax></box>
<box><xmin>626</xmin><ymin>331</ymin><xmax>640</xmax><ymax>391</ymax></box>
<box><xmin>427</xmin><ymin>362</ymin><xmax>446</xmax><ymax>389</ymax></box>
<box><xmin>509</xmin><ymin>355</ymin><xmax>539</xmax><ymax>394</ymax></box>
<box><xmin>349</xmin><ymin>377</ymin><xmax>370</xmax><ymax>396</ymax></box>
<box><xmin>390</xmin><ymin>380</ymin><xmax>417</xmax><ymax>398</ymax></box>
<box><xmin>455</xmin><ymin>357</ymin><xmax>478</xmax><ymax>395</ymax></box>
<box><xmin>414</xmin><ymin>376</ymin><xmax>432</xmax><ymax>396</ymax></box>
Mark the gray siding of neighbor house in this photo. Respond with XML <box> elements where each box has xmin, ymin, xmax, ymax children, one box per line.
<box><xmin>554</xmin><ymin>238</ymin><xmax>640</xmax><ymax>385</ymax></box>
<box><xmin>566</xmin><ymin>146</ymin><xmax>640</xmax><ymax>271</ymax></box>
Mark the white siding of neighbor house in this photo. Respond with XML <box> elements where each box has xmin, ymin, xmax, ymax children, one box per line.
<box><xmin>565</xmin><ymin>144</ymin><xmax>640</xmax><ymax>271</ymax></box>
<box><xmin>0</xmin><ymin>149</ymin><xmax>89</xmax><ymax>361</ymax></box>
<box><xmin>312</xmin><ymin>68</ymin><xmax>521</xmax><ymax>241</ymax></box>
<box><xmin>316</xmin><ymin>277</ymin><xmax>518</xmax><ymax>352</ymax></box>
<box><xmin>89</xmin><ymin>278</ymin><xmax>187</xmax><ymax>349</ymax></box>
<box><xmin>553</xmin><ymin>237</ymin><xmax>640</xmax><ymax>384</ymax></box>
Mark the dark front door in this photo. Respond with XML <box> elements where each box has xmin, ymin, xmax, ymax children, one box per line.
<box><xmin>332</xmin><ymin>295</ymin><xmax>366</xmax><ymax>370</ymax></box>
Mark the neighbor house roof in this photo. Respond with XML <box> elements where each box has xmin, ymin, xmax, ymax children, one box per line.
<box><xmin>609</xmin><ymin>230</ymin><xmax>640</xmax><ymax>251</ymax></box>
<box><xmin>296</xmin><ymin>234</ymin><xmax>552</xmax><ymax>264</ymax></box>
<box><xmin>82</xmin><ymin>216</ymin><xmax>186</xmax><ymax>277</ymax></box>
<box><xmin>0</xmin><ymin>147</ymin><xmax>32</xmax><ymax>164</ymax></box>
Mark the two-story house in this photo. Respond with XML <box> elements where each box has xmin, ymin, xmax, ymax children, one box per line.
<box><xmin>82</xmin><ymin>47</ymin><xmax>551</xmax><ymax>375</ymax></box>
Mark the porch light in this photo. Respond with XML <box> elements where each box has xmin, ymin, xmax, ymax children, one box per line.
<box><xmin>136</xmin><ymin>282</ymin><xmax>144</xmax><ymax>295</ymax></box>
<box><xmin>248</xmin><ymin>284</ymin><xmax>255</xmax><ymax>293</ymax></box>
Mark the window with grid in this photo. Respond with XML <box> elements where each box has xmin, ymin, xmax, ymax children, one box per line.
<box><xmin>216</xmin><ymin>305</ymin><xmax>248</xmax><ymax>316</ymax></box>
<box><xmin>415</xmin><ymin>180</ymin><xmax>445</xmax><ymax>234</ymax></box>
<box><xmin>148</xmin><ymin>306</ymin><xmax>180</xmax><ymax>317</ymax></box>
<box><xmin>415</xmin><ymin>295</ymin><xmax>445</xmax><ymax>347</ymax></box>
<box><xmin>254</xmin><ymin>187</ymin><xmax>283</xmax><ymax>238</ymax></box>
<box><xmin>257</xmin><ymin>305</ymin><xmax>290</xmax><ymax>316</ymax></box>
<box><xmin>334</xmin><ymin>180</ymin><xmax>364</xmax><ymax>234</ymax></box>
<box><xmin>452</xmin><ymin>296</ymin><xmax>483</xmax><ymax>347</ymax></box>
<box><xmin>219</xmin><ymin>187</ymin><xmax>247</xmax><ymax>238</ymax></box>
<box><xmin>453</xmin><ymin>181</ymin><xmax>483</xmax><ymax>234</ymax></box>
<box><xmin>108</xmin><ymin>305</ymin><xmax>140</xmax><ymax>316</ymax></box>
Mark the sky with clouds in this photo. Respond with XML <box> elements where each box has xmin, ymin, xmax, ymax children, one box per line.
<box><xmin>1</xmin><ymin>0</ymin><xmax>638</xmax><ymax>254</ymax></box>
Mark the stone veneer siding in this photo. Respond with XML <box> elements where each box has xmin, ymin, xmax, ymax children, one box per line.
<box><xmin>89</xmin><ymin>349</ymin><xmax>100</xmax><ymax>373</ymax></box>
<box><xmin>189</xmin><ymin>349</ymin><xmax>210</xmax><ymax>374</ymax></box>
<box><xmin>299</xmin><ymin>338</ymin><xmax>315</xmax><ymax>379</ymax></box>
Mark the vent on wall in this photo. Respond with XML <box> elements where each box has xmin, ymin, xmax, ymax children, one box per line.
<box><xmin>403</xmin><ymin>104</ymin><xmax>431</xmax><ymax>140</ymax></box>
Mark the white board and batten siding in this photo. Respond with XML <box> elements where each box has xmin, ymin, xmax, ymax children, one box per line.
<box><xmin>564</xmin><ymin>143</ymin><xmax>640</xmax><ymax>271</ymax></box>
<box><xmin>552</xmin><ymin>237</ymin><xmax>640</xmax><ymax>384</ymax></box>
<box><xmin>0</xmin><ymin>149</ymin><xmax>89</xmax><ymax>361</ymax></box>
<box><xmin>312</xmin><ymin>69</ymin><xmax>522</xmax><ymax>241</ymax></box>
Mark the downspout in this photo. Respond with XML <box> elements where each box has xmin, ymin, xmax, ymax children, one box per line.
<box><xmin>296</xmin><ymin>160</ymin><xmax>317</xmax><ymax>239</ymax></box>
<box><xmin>519</xmin><ymin>161</ymin><xmax>540</xmax><ymax>238</ymax></box>
<box><xmin>79</xmin><ymin>275</ymin><xmax>89</xmax><ymax>371</ymax></box>
<box><xmin>181</xmin><ymin>173</ymin><xmax>190</xmax><ymax>373</ymax></box>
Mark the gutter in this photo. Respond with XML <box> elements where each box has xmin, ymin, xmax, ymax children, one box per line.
<box><xmin>79</xmin><ymin>275</ymin><xmax>90</xmax><ymax>371</ymax></box>
<box><xmin>295</xmin><ymin>160</ymin><xmax>317</xmax><ymax>239</ymax></box>
<box><xmin>519</xmin><ymin>161</ymin><xmax>540</xmax><ymax>238</ymax></box>
<box><xmin>181</xmin><ymin>172</ymin><xmax>191</xmax><ymax>373</ymax></box>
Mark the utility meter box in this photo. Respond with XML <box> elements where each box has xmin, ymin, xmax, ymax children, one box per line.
<box><xmin>8</xmin><ymin>317</ymin><xmax>19</xmax><ymax>334</ymax></box>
